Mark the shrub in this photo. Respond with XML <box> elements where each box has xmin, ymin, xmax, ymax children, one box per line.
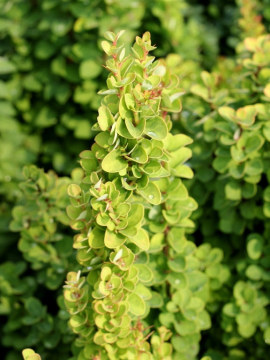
<box><xmin>62</xmin><ymin>31</ymin><xmax>229</xmax><ymax>360</ymax></box>
<box><xmin>177</xmin><ymin>11</ymin><xmax>270</xmax><ymax>359</ymax></box>
<box><xmin>0</xmin><ymin>0</ymin><xmax>226</xmax><ymax>290</ymax></box>
<box><xmin>1</xmin><ymin>1</ymin><xmax>270</xmax><ymax>359</ymax></box>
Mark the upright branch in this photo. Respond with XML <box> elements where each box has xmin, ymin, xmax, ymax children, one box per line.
<box><xmin>64</xmin><ymin>31</ymin><xmax>212</xmax><ymax>360</ymax></box>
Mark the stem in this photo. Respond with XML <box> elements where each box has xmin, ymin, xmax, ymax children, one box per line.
<box><xmin>134</xmin><ymin>111</ymin><xmax>140</xmax><ymax>126</ymax></box>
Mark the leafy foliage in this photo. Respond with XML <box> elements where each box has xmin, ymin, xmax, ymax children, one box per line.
<box><xmin>177</xmin><ymin>6</ymin><xmax>270</xmax><ymax>358</ymax></box>
<box><xmin>1</xmin><ymin>0</ymin><xmax>270</xmax><ymax>359</ymax></box>
<box><xmin>62</xmin><ymin>31</ymin><xmax>229</xmax><ymax>360</ymax></box>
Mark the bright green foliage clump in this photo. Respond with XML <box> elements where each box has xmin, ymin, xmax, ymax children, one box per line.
<box><xmin>0</xmin><ymin>0</ymin><xmax>230</xmax><ymax>315</ymax></box>
<box><xmin>63</xmin><ymin>31</ymin><xmax>228</xmax><ymax>360</ymax></box>
<box><xmin>10</xmin><ymin>165</ymin><xmax>74</xmax><ymax>289</ymax></box>
<box><xmin>176</xmin><ymin>6</ymin><xmax>270</xmax><ymax>358</ymax></box>
<box><xmin>2</xmin><ymin>166</ymin><xmax>77</xmax><ymax>358</ymax></box>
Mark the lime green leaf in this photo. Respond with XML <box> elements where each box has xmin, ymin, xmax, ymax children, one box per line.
<box><xmin>245</xmin><ymin>264</ymin><xmax>262</xmax><ymax>280</ymax></box>
<box><xmin>135</xmin><ymin>264</ymin><xmax>153</xmax><ymax>283</ymax></box>
<box><xmin>22</xmin><ymin>349</ymin><xmax>41</xmax><ymax>360</ymax></box>
<box><xmin>247</xmin><ymin>234</ymin><xmax>263</xmax><ymax>260</ymax></box>
<box><xmin>190</xmin><ymin>84</ymin><xmax>208</xmax><ymax>100</ymax></box>
<box><xmin>124</xmin><ymin>94</ymin><xmax>136</xmax><ymax>110</ymax></box>
<box><xmin>79</xmin><ymin>59</ymin><xmax>101</xmax><ymax>79</ymax></box>
<box><xmin>104</xmin><ymin>230</ymin><xmax>126</xmax><ymax>248</ymax></box>
<box><xmin>236</xmin><ymin>106</ymin><xmax>257</xmax><ymax>127</ymax></box>
<box><xmin>130</xmin><ymin>145</ymin><xmax>148</xmax><ymax>164</ymax></box>
<box><xmin>147</xmin><ymin>292</ymin><xmax>164</xmax><ymax>308</ymax></box>
<box><xmin>164</xmin><ymin>134</ymin><xmax>193</xmax><ymax>151</ymax></box>
<box><xmin>130</xmin><ymin>228</ymin><xmax>149</xmax><ymax>251</ymax></box>
<box><xmin>144</xmin><ymin>116</ymin><xmax>168</xmax><ymax>140</ymax></box>
<box><xmin>218</xmin><ymin>106</ymin><xmax>236</xmax><ymax>122</ymax></box>
<box><xmin>127</xmin><ymin>293</ymin><xmax>145</xmax><ymax>316</ymax></box>
<box><xmin>102</xmin><ymin>149</ymin><xmax>128</xmax><ymax>173</ymax></box>
<box><xmin>264</xmin><ymin>84</ymin><xmax>270</xmax><ymax>97</ymax></box>
<box><xmin>67</xmin><ymin>184</ymin><xmax>81</xmax><ymax>198</ymax></box>
<box><xmin>245</xmin><ymin>134</ymin><xmax>264</xmax><ymax>154</ymax></box>
<box><xmin>98</xmin><ymin>105</ymin><xmax>114</xmax><ymax>131</ymax></box>
<box><xmin>225</xmin><ymin>181</ymin><xmax>241</xmax><ymax>201</ymax></box>
<box><xmin>138</xmin><ymin>181</ymin><xmax>161</xmax><ymax>205</ymax></box>
<box><xmin>101</xmin><ymin>41</ymin><xmax>111</xmax><ymax>55</ymax></box>
<box><xmin>168</xmin><ymin>255</ymin><xmax>186</xmax><ymax>272</ymax></box>
<box><xmin>88</xmin><ymin>227</ymin><xmax>105</xmax><ymax>249</ymax></box>
<box><xmin>125</xmin><ymin>117</ymin><xmax>146</xmax><ymax>138</ymax></box>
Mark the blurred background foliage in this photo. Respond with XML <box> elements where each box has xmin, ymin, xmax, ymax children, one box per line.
<box><xmin>1</xmin><ymin>0</ymin><xmax>270</xmax><ymax>359</ymax></box>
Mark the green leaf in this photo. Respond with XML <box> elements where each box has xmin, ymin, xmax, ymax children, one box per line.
<box><xmin>187</xmin><ymin>271</ymin><xmax>208</xmax><ymax>292</ymax></box>
<box><xmin>79</xmin><ymin>59</ymin><xmax>101</xmax><ymax>79</ymax></box>
<box><xmin>66</xmin><ymin>205</ymin><xmax>81</xmax><ymax>220</ymax></box>
<box><xmin>101</xmin><ymin>41</ymin><xmax>111</xmax><ymax>55</ymax></box>
<box><xmin>264</xmin><ymin>84</ymin><xmax>270</xmax><ymax>97</ymax></box>
<box><xmin>218</xmin><ymin>106</ymin><xmax>236</xmax><ymax>122</ymax></box>
<box><xmin>264</xmin><ymin>327</ymin><xmax>270</xmax><ymax>344</ymax></box>
<box><xmin>167</xmin><ymin>228</ymin><xmax>187</xmax><ymax>253</ymax></box>
<box><xmin>35</xmin><ymin>40</ymin><xmax>56</xmax><ymax>59</ymax></box>
<box><xmin>149</xmin><ymin>233</ymin><xmax>165</xmax><ymax>253</ymax></box>
<box><xmin>102</xmin><ymin>149</ymin><xmax>128</xmax><ymax>173</ymax></box>
<box><xmin>129</xmin><ymin>228</ymin><xmax>149</xmax><ymax>251</ymax></box>
<box><xmin>168</xmin><ymin>255</ymin><xmax>186</xmax><ymax>272</ymax></box>
<box><xmin>130</xmin><ymin>145</ymin><xmax>148</xmax><ymax>164</ymax></box>
<box><xmin>98</xmin><ymin>105</ymin><xmax>114</xmax><ymax>131</ymax></box>
<box><xmin>125</xmin><ymin>117</ymin><xmax>146</xmax><ymax>138</ymax></box>
<box><xmin>223</xmin><ymin>303</ymin><xmax>239</xmax><ymax>317</ymax></box>
<box><xmin>264</xmin><ymin>186</ymin><xmax>270</xmax><ymax>202</ymax></box>
<box><xmin>263</xmin><ymin>202</ymin><xmax>270</xmax><ymax>217</ymax></box>
<box><xmin>124</xmin><ymin>94</ymin><xmax>136</xmax><ymax>110</ymax></box>
<box><xmin>190</xmin><ymin>84</ymin><xmax>208</xmax><ymax>100</ymax></box>
<box><xmin>35</xmin><ymin>107</ymin><xmax>57</xmax><ymax>127</ymax></box>
<box><xmin>22</xmin><ymin>349</ymin><xmax>41</xmax><ymax>360</ymax></box>
<box><xmin>175</xmin><ymin>319</ymin><xmax>197</xmax><ymax>336</ymax></box>
<box><xmin>80</xmin><ymin>158</ymin><xmax>98</xmax><ymax>172</ymax></box>
<box><xmin>201</xmin><ymin>71</ymin><xmax>214</xmax><ymax>87</ymax></box>
<box><xmin>236</xmin><ymin>106</ymin><xmax>257</xmax><ymax>127</ymax></box>
<box><xmin>0</xmin><ymin>58</ymin><xmax>16</xmax><ymax>74</ymax></box>
<box><xmin>22</xmin><ymin>349</ymin><xmax>35</xmax><ymax>357</ymax></box>
<box><xmin>247</xmin><ymin>234</ymin><xmax>263</xmax><ymax>260</ymax></box>
<box><xmin>88</xmin><ymin>227</ymin><xmax>105</xmax><ymax>249</ymax></box>
<box><xmin>147</xmin><ymin>292</ymin><xmax>164</xmax><ymax>308</ymax></box>
<box><xmin>67</xmin><ymin>184</ymin><xmax>81</xmax><ymax>198</ymax></box>
<box><xmin>245</xmin><ymin>134</ymin><xmax>264</xmax><ymax>154</ymax></box>
<box><xmin>104</xmin><ymin>230</ymin><xmax>126</xmax><ymax>249</ymax></box>
<box><xmin>242</xmin><ymin>183</ymin><xmax>257</xmax><ymax>199</ymax></box>
<box><xmin>238</xmin><ymin>322</ymin><xmax>256</xmax><ymax>338</ymax></box>
<box><xmin>127</xmin><ymin>293</ymin><xmax>145</xmax><ymax>316</ymax></box>
<box><xmin>144</xmin><ymin>116</ymin><xmax>168</xmax><ymax>140</ymax></box>
<box><xmin>135</xmin><ymin>264</ymin><xmax>153</xmax><ymax>283</ymax></box>
<box><xmin>245</xmin><ymin>264</ymin><xmax>262</xmax><ymax>280</ymax></box>
<box><xmin>164</xmin><ymin>134</ymin><xmax>193</xmax><ymax>151</ymax></box>
<box><xmin>138</xmin><ymin>181</ymin><xmax>161</xmax><ymax>205</ymax></box>
<box><xmin>116</xmin><ymin>117</ymin><xmax>133</xmax><ymax>139</ymax></box>
<box><xmin>25</xmin><ymin>298</ymin><xmax>44</xmax><ymax>318</ymax></box>
<box><xmin>225</xmin><ymin>181</ymin><xmax>241</xmax><ymax>201</ymax></box>
<box><xmin>127</xmin><ymin>203</ymin><xmax>144</xmax><ymax>227</ymax></box>
<box><xmin>134</xmin><ymin>283</ymin><xmax>152</xmax><ymax>301</ymax></box>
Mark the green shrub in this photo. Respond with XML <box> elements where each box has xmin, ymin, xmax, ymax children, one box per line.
<box><xmin>62</xmin><ymin>31</ymin><xmax>229</xmax><ymax>360</ymax></box>
<box><xmin>2</xmin><ymin>1</ymin><xmax>270</xmax><ymax>359</ymax></box>
<box><xmin>177</xmin><ymin>13</ymin><xmax>270</xmax><ymax>359</ymax></box>
<box><xmin>0</xmin><ymin>0</ymin><xmax>225</xmax><ymax>277</ymax></box>
<box><xmin>2</xmin><ymin>166</ymin><xmax>76</xmax><ymax>359</ymax></box>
